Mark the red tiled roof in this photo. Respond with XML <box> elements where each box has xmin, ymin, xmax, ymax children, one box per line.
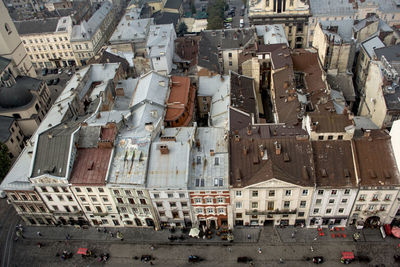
<box><xmin>70</xmin><ymin>148</ymin><xmax>112</xmax><ymax>185</ymax></box>
<box><xmin>165</xmin><ymin>76</ymin><xmax>192</xmax><ymax>121</ymax></box>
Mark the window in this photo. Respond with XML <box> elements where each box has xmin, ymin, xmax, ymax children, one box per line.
<box><xmin>195</xmin><ymin>208</ymin><xmax>203</xmax><ymax>214</ymax></box>
<box><xmin>368</xmin><ymin>204</ymin><xmax>376</xmax><ymax>211</ymax></box>
<box><xmin>338</xmin><ymin>208</ymin><xmax>344</xmax><ymax>213</ymax></box>
<box><xmin>206</xmin><ymin>198</ymin><xmax>213</xmax><ymax>203</ymax></box>
<box><xmin>46</xmin><ymin>195</ymin><xmax>53</xmax><ymax>201</ymax></box>
<box><xmin>314</xmin><ymin>208</ymin><xmax>319</xmax><ymax>214</ymax></box>
<box><xmin>96</xmin><ymin>206</ymin><xmax>102</xmax><ymax>212</ymax></box>
<box><xmin>344</xmin><ymin>189</ymin><xmax>350</xmax><ymax>195</ymax></box>
<box><xmin>91</xmin><ymin>197</ymin><xmax>98</xmax><ymax>202</ymax></box>
<box><xmin>289</xmin><ymin>0</ymin><xmax>293</xmax><ymax>6</ymax></box>
<box><xmin>302</xmin><ymin>189</ymin><xmax>308</xmax><ymax>196</ymax></box>
<box><xmin>156</xmin><ymin>57</ymin><xmax>161</xmax><ymax>61</ymax></box>
<box><xmin>52</xmin><ymin>206</ymin><xmax>58</xmax><ymax>211</ymax></box>
<box><xmin>215</xmin><ymin>157</ymin><xmax>219</xmax><ymax>165</ymax></box>
<box><xmin>341</xmin><ymin>198</ymin><xmax>347</xmax><ymax>204</ymax></box>
<box><xmin>170</xmin><ymin>202</ymin><xmax>176</xmax><ymax>207</ymax></box>
<box><xmin>52</xmin><ymin>187</ymin><xmax>59</xmax><ymax>192</ymax></box>
<box><xmin>214</xmin><ymin>178</ymin><xmax>219</xmax><ymax>186</ymax></box>
<box><xmin>137</xmin><ymin>191</ymin><xmax>143</xmax><ymax>196</ymax></box>
<box><xmin>355</xmin><ymin>205</ymin><xmax>362</xmax><ymax>211</ymax></box>
<box><xmin>181</xmin><ymin>202</ymin><xmax>188</xmax><ymax>207</ymax></box>
<box><xmin>338</xmin><ymin>135</ymin><xmax>343</xmax><ymax>140</ymax></box>
<box><xmin>119</xmin><ymin>207</ymin><xmax>127</xmax><ymax>213</ymax></box>
<box><xmin>102</xmin><ymin>197</ymin><xmax>109</xmax><ymax>202</ymax></box>
<box><xmin>113</xmin><ymin>190</ymin><xmax>120</xmax><ymax>195</ymax></box>
<box><xmin>128</xmin><ymin>198</ymin><xmax>135</xmax><ymax>204</ymax></box>
<box><xmin>252</xmin><ymin>191</ymin><xmax>258</xmax><ymax>197</ymax></box>
<box><xmin>194</xmin><ymin>198</ymin><xmax>202</xmax><ymax>203</ymax></box>
<box><xmin>75</xmin><ymin>188</ymin><xmax>81</xmax><ymax>193</ymax></box>
<box><xmin>57</xmin><ymin>195</ymin><xmax>64</xmax><ymax>201</ymax></box>
<box><xmin>98</xmin><ymin>188</ymin><xmax>104</xmax><ymax>193</ymax></box>
<box><xmin>385</xmin><ymin>194</ymin><xmax>392</xmax><ymax>201</ymax></box>
<box><xmin>284</xmin><ymin>201</ymin><xmax>290</xmax><ymax>208</ymax></box>
<box><xmin>168</xmin><ymin>193</ymin><xmax>173</xmax><ymax>198</ymax></box>
<box><xmin>153</xmin><ymin>193</ymin><xmax>160</xmax><ymax>198</ymax></box>
<box><xmin>140</xmin><ymin>199</ymin><xmax>146</xmax><ymax>205</ymax></box>
<box><xmin>298</xmin><ymin>212</ymin><xmax>304</xmax><ymax>217</ymax></box>
<box><xmin>318</xmin><ymin>135</ymin><xmax>324</xmax><ymax>140</ymax></box>
<box><xmin>236</xmin><ymin>212</ymin><xmax>242</xmax><ymax>218</ymax></box>
<box><xmin>125</xmin><ymin>190</ymin><xmax>132</xmax><ymax>196</ymax></box>
<box><xmin>117</xmin><ymin>198</ymin><xmax>123</xmax><ymax>204</ymax></box>
<box><xmin>106</xmin><ymin>206</ymin><xmax>112</xmax><ymax>212</ymax></box>
<box><xmin>380</xmin><ymin>205</ymin><xmax>387</xmax><ymax>211</ymax></box>
<box><xmin>219</xmin><ymin>178</ymin><xmax>223</xmax><ymax>186</ymax></box>
<box><xmin>359</xmin><ymin>194</ymin><xmax>366</xmax><ymax>201</ymax></box>
<box><xmin>267</xmin><ymin>201</ymin><xmax>274</xmax><ymax>210</ymax></box>
<box><xmin>217</xmin><ymin>198</ymin><xmax>224</xmax><ymax>203</ymax></box>
<box><xmin>228</xmin><ymin>52</ymin><xmax>232</xmax><ymax>58</ymax></box>
<box><xmin>196</xmin><ymin>156</ymin><xmax>201</xmax><ymax>164</ymax></box>
<box><xmin>269</xmin><ymin>190</ymin><xmax>275</xmax><ymax>197</ymax></box>
<box><xmin>4</xmin><ymin>23</ymin><xmax>12</xmax><ymax>34</ymax></box>
<box><xmin>236</xmin><ymin>202</ymin><xmax>242</xmax><ymax>208</ymax></box>
<box><xmin>206</xmin><ymin>208</ymin><xmax>214</xmax><ymax>214</ymax></box>
<box><xmin>229</xmin><ymin>61</ymin><xmax>232</xmax><ymax>66</ymax></box>
<box><xmin>179</xmin><ymin>193</ymin><xmax>185</xmax><ymax>198</ymax></box>
<box><xmin>300</xmin><ymin>201</ymin><xmax>306</xmax><ymax>208</ymax></box>
<box><xmin>285</xmin><ymin>190</ymin><xmax>291</xmax><ymax>196</ymax></box>
<box><xmin>156</xmin><ymin>202</ymin><xmax>163</xmax><ymax>207</ymax></box>
<box><xmin>217</xmin><ymin>208</ymin><xmax>225</xmax><ymax>214</ymax></box>
<box><xmin>329</xmin><ymin>199</ymin><xmax>334</xmax><ymax>204</ymax></box>
<box><xmin>31</xmin><ymin>195</ymin><xmax>38</xmax><ymax>201</ymax></box>
<box><xmin>159</xmin><ymin>211</ymin><xmax>166</xmax><ymax>217</ymax></box>
<box><xmin>236</xmin><ymin>191</ymin><xmax>242</xmax><ymax>197</ymax></box>
<box><xmin>318</xmin><ymin>190</ymin><xmax>324</xmax><ymax>195</ymax></box>
<box><xmin>326</xmin><ymin>208</ymin><xmax>332</xmax><ymax>214</ymax></box>
<box><xmin>372</xmin><ymin>194</ymin><xmax>379</xmax><ymax>201</ymax></box>
<box><xmin>331</xmin><ymin>190</ymin><xmax>337</xmax><ymax>195</ymax></box>
<box><xmin>21</xmin><ymin>194</ymin><xmax>28</xmax><ymax>201</ymax></box>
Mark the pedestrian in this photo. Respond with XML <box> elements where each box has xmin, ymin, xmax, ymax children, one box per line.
<box><xmin>291</xmin><ymin>232</ymin><xmax>295</xmax><ymax>238</ymax></box>
<box><xmin>110</xmin><ymin>232</ymin><xmax>114</xmax><ymax>238</ymax></box>
<box><xmin>247</xmin><ymin>234</ymin><xmax>251</xmax><ymax>240</ymax></box>
<box><xmin>103</xmin><ymin>228</ymin><xmax>108</xmax><ymax>234</ymax></box>
<box><xmin>97</xmin><ymin>228</ymin><xmax>101</xmax><ymax>232</ymax></box>
<box><xmin>310</xmin><ymin>246</ymin><xmax>314</xmax><ymax>252</ymax></box>
<box><xmin>279</xmin><ymin>258</ymin><xmax>284</xmax><ymax>264</ymax></box>
<box><xmin>150</xmin><ymin>245</ymin><xmax>154</xmax><ymax>251</ymax></box>
<box><xmin>258</xmin><ymin>247</ymin><xmax>262</xmax><ymax>254</ymax></box>
<box><xmin>37</xmin><ymin>242</ymin><xmax>42</xmax><ymax>248</ymax></box>
<box><xmin>65</xmin><ymin>234</ymin><xmax>71</xmax><ymax>240</ymax></box>
<box><xmin>37</xmin><ymin>231</ymin><xmax>42</xmax><ymax>237</ymax></box>
<box><xmin>228</xmin><ymin>247</ymin><xmax>232</xmax><ymax>253</ymax></box>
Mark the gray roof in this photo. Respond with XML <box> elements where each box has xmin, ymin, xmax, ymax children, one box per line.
<box><xmin>353</xmin><ymin>15</ymin><xmax>379</xmax><ymax>32</ymax></box>
<box><xmin>353</xmin><ymin>116</ymin><xmax>379</xmax><ymax>130</ymax></box>
<box><xmin>361</xmin><ymin>0</ymin><xmax>400</xmax><ymax>13</ymax></box>
<box><xmin>164</xmin><ymin>0</ymin><xmax>182</xmax><ymax>9</ymax></box>
<box><xmin>146</xmin><ymin>24</ymin><xmax>176</xmax><ymax>58</ymax></box>
<box><xmin>110</xmin><ymin>18</ymin><xmax>153</xmax><ymax>43</ymax></box>
<box><xmin>0</xmin><ymin>57</ymin><xmax>11</xmax><ymax>74</ymax></box>
<box><xmin>71</xmin><ymin>1</ymin><xmax>113</xmax><ymax>41</ymax></box>
<box><xmin>153</xmin><ymin>12</ymin><xmax>180</xmax><ymax>28</ymax></box>
<box><xmin>327</xmin><ymin>74</ymin><xmax>356</xmax><ymax>102</ymax></box>
<box><xmin>256</xmin><ymin>24</ymin><xmax>288</xmax><ymax>46</ymax></box>
<box><xmin>384</xmin><ymin>84</ymin><xmax>400</xmax><ymax>111</ymax></box>
<box><xmin>309</xmin><ymin>0</ymin><xmax>355</xmax><ymax>16</ymax></box>
<box><xmin>130</xmin><ymin>71</ymin><xmax>169</xmax><ymax>108</ymax></box>
<box><xmin>198</xmin><ymin>28</ymin><xmax>256</xmax><ymax>73</ymax></box>
<box><xmin>320</xmin><ymin>19</ymin><xmax>354</xmax><ymax>43</ymax></box>
<box><xmin>0</xmin><ymin>116</ymin><xmax>14</xmax><ymax>143</ymax></box>
<box><xmin>147</xmin><ymin>127</ymin><xmax>195</xmax><ymax>189</ymax></box>
<box><xmin>361</xmin><ymin>36</ymin><xmax>385</xmax><ymax>59</ymax></box>
<box><xmin>375</xmin><ymin>45</ymin><xmax>400</xmax><ymax>62</ymax></box>
<box><xmin>14</xmin><ymin>18</ymin><xmax>60</xmax><ymax>35</ymax></box>
<box><xmin>0</xmin><ymin>76</ymin><xmax>42</xmax><ymax>109</ymax></box>
<box><xmin>188</xmin><ymin>127</ymin><xmax>229</xmax><ymax>190</ymax></box>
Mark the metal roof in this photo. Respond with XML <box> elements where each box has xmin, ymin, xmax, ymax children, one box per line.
<box><xmin>110</xmin><ymin>15</ymin><xmax>153</xmax><ymax>43</ymax></box>
<box><xmin>146</xmin><ymin>24</ymin><xmax>176</xmax><ymax>58</ymax></box>
<box><xmin>0</xmin><ymin>116</ymin><xmax>14</xmax><ymax>143</ymax></box>
<box><xmin>361</xmin><ymin>36</ymin><xmax>385</xmax><ymax>59</ymax></box>
<box><xmin>130</xmin><ymin>71</ymin><xmax>169</xmax><ymax>108</ymax></box>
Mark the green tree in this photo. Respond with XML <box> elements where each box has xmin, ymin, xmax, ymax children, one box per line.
<box><xmin>178</xmin><ymin>22</ymin><xmax>188</xmax><ymax>36</ymax></box>
<box><xmin>190</xmin><ymin>0</ymin><xmax>196</xmax><ymax>14</ymax></box>
<box><xmin>0</xmin><ymin>143</ymin><xmax>11</xmax><ymax>182</ymax></box>
<box><xmin>207</xmin><ymin>0</ymin><xmax>226</xmax><ymax>30</ymax></box>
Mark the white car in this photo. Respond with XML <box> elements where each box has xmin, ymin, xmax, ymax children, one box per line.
<box><xmin>58</xmin><ymin>69</ymin><xmax>63</xmax><ymax>74</ymax></box>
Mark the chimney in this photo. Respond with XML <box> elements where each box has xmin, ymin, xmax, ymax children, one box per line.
<box><xmin>210</xmin><ymin>149</ymin><xmax>215</xmax><ymax>156</ymax></box>
<box><xmin>259</xmin><ymin>144</ymin><xmax>264</xmax><ymax>157</ymax></box>
<box><xmin>159</xmin><ymin>145</ymin><xmax>169</xmax><ymax>154</ymax></box>
<box><xmin>234</xmin><ymin>135</ymin><xmax>241</xmax><ymax>142</ymax></box>
<box><xmin>274</xmin><ymin>141</ymin><xmax>281</xmax><ymax>155</ymax></box>
<box><xmin>247</xmin><ymin>124</ymin><xmax>252</xmax><ymax>135</ymax></box>
<box><xmin>364</xmin><ymin>129</ymin><xmax>371</xmax><ymax>137</ymax></box>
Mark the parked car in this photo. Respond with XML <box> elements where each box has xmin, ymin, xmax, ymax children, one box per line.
<box><xmin>188</xmin><ymin>255</ymin><xmax>203</xmax><ymax>263</ymax></box>
<box><xmin>67</xmin><ymin>70</ymin><xmax>73</xmax><ymax>76</ymax></box>
<box><xmin>52</xmin><ymin>78</ymin><xmax>60</xmax><ymax>85</ymax></box>
<box><xmin>58</xmin><ymin>68</ymin><xmax>63</xmax><ymax>74</ymax></box>
<box><xmin>46</xmin><ymin>80</ymin><xmax>53</xmax><ymax>86</ymax></box>
<box><xmin>41</xmin><ymin>68</ymin><xmax>48</xmax><ymax>76</ymax></box>
<box><xmin>313</xmin><ymin>256</ymin><xmax>324</xmax><ymax>264</ymax></box>
<box><xmin>237</xmin><ymin>257</ymin><xmax>253</xmax><ymax>263</ymax></box>
<box><xmin>50</xmin><ymin>69</ymin><xmax>58</xmax><ymax>74</ymax></box>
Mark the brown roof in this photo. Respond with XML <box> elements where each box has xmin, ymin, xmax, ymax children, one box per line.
<box><xmin>230</xmin><ymin>72</ymin><xmax>257</xmax><ymax>116</ymax></box>
<box><xmin>258</xmin><ymin>43</ymin><xmax>293</xmax><ymax>70</ymax></box>
<box><xmin>354</xmin><ymin>130</ymin><xmax>400</xmax><ymax>186</ymax></box>
<box><xmin>165</xmin><ymin>76</ymin><xmax>192</xmax><ymax>121</ymax></box>
<box><xmin>70</xmin><ymin>147</ymin><xmax>113</xmax><ymax>185</ymax></box>
<box><xmin>175</xmin><ymin>36</ymin><xmax>200</xmax><ymax>68</ymax></box>
<box><xmin>309</xmin><ymin>114</ymin><xmax>354</xmax><ymax>133</ymax></box>
<box><xmin>312</xmin><ymin>141</ymin><xmax>357</xmax><ymax>187</ymax></box>
<box><xmin>291</xmin><ymin>50</ymin><xmax>334</xmax><ymax>116</ymax></box>
<box><xmin>230</xmin><ymin>125</ymin><xmax>315</xmax><ymax>188</ymax></box>
<box><xmin>272</xmin><ymin>67</ymin><xmax>300</xmax><ymax>125</ymax></box>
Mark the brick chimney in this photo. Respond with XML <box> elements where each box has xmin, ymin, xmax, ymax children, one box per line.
<box><xmin>160</xmin><ymin>145</ymin><xmax>169</xmax><ymax>154</ymax></box>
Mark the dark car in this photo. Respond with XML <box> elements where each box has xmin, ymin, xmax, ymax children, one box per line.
<box><xmin>50</xmin><ymin>69</ymin><xmax>58</xmax><ymax>74</ymax></box>
<box><xmin>46</xmin><ymin>80</ymin><xmax>53</xmax><ymax>86</ymax></box>
<box><xmin>52</xmin><ymin>78</ymin><xmax>60</xmax><ymax>85</ymax></box>
<box><xmin>237</xmin><ymin>257</ymin><xmax>253</xmax><ymax>263</ymax></box>
<box><xmin>42</xmin><ymin>68</ymin><xmax>48</xmax><ymax>76</ymax></box>
<box><xmin>188</xmin><ymin>255</ymin><xmax>203</xmax><ymax>263</ymax></box>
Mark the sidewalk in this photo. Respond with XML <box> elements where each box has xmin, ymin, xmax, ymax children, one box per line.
<box><xmin>21</xmin><ymin>225</ymin><xmax>261</xmax><ymax>245</ymax></box>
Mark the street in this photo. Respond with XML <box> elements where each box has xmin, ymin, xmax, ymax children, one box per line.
<box><xmin>0</xmin><ymin>199</ymin><xmax>19</xmax><ymax>267</ymax></box>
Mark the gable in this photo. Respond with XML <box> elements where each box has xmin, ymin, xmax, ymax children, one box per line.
<box><xmin>245</xmin><ymin>178</ymin><xmax>301</xmax><ymax>189</ymax></box>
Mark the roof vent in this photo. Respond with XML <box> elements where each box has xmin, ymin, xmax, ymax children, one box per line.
<box><xmin>384</xmin><ymin>170</ymin><xmax>391</xmax><ymax>179</ymax></box>
<box><xmin>302</xmin><ymin>166</ymin><xmax>309</xmax><ymax>180</ymax></box>
<box><xmin>321</xmin><ymin>168</ymin><xmax>327</xmax><ymax>177</ymax></box>
<box><xmin>274</xmin><ymin>141</ymin><xmax>281</xmax><ymax>155</ymax></box>
<box><xmin>344</xmin><ymin>169</ymin><xmax>350</xmax><ymax>178</ymax></box>
<box><xmin>283</xmin><ymin>152</ymin><xmax>290</xmax><ymax>162</ymax></box>
<box><xmin>368</xmin><ymin>169</ymin><xmax>377</xmax><ymax>178</ymax></box>
<box><xmin>234</xmin><ymin>135</ymin><xmax>241</xmax><ymax>142</ymax></box>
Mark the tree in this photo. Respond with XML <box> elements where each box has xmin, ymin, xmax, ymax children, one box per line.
<box><xmin>207</xmin><ymin>0</ymin><xmax>226</xmax><ymax>30</ymax></box>
<box><xmin>0</xmin><ymin>143</ymin><xmax>11</xmax><ymax>182</ymax></box>
<box><xmin>178</xmin><ymin>22</ymin><xmax>188</xmax><ymax>36</ymax></box>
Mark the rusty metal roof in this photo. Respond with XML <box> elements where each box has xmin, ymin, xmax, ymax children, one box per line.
<box><xmin>354</xmin><ymin>130</ymin><xmax>400</xmax><ymax>186</ymax></box>
<box><xmin>165</xmin><ymin>76</ymin><xmax>192</xmax><ymax>122</ymax></box>
<box><xmin>312</xmin><ymin>141</ymin><xmax>357</xmax><ymax>187</ymax></box>
<box><xmin>229</xmin><ymin>125</ymin><xmax>315</xmax><ymax>188</ymax></box>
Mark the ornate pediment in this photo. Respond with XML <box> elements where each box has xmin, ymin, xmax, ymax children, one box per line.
<box><xmin>247</xmin><ymin>178</ymin><xmax>299</xmax><ymax>189</ymax></box>
<box><xmin>30</xmin><ymin>175</ymin><xmax>67</xmax><ymax>185</ymax></box>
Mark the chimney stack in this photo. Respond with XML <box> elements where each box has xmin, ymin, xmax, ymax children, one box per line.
<box><xmin>159</xmin><ymin>145</ymin><xmax>169</xmax><ymax>154</ymax></box>
<box><xmin>274</xmin><ymin>141</ymin><xmax>281</xmax><ymax>155</ymax></box>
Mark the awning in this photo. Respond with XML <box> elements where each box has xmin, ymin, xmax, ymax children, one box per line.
<box><xmin>341</xmin><ymin>252</ymin><xmax>354</xmax><ymax>259</ymax></box>
<box><xmin>189</xmin><ymin>228</ymin><xmax>200</xmax><ymax>238</ymax></box>
<box><xmin>77</xmin><ymin>248</ymin><xmax>88</xmax><ymax>255</ymax></box>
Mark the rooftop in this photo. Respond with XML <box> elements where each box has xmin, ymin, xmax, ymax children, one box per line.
<box><xmin>164</xmin><ymin>0</ymin><xmax>182</xmax><ymax>9</ymax></box>
<box><xmin>309</xmin><ymin>0</ymin><xmax>355</xmax><ymax>16</ymax></box>
<box><xmin>255</xmin><ymin>24</ymin><xmax>288</xmax><ymax>46</ymax></box>
<box><xmin>165</xmin><ymin>76</ymin><xmax>193</xmax><ymax>122</ymax></box>
<box><xmin>257</xmin><ymin>43</ymin><xmax>292</xmax><ymax>70</ymax></box>
<box><xmin>0</xmin><ymin>57</ymin><xmax>11</xmax><ymax>74</ymax></box>
<box><xmin>15</xmin><ymin>17</ymin><xmax>59</xmax><ymax>35</ymax></box>
<box><xmin>147</xmin><ymin>127</ymin><xmax>195</xmax><ymax>189</ymax></box>
<box><xmin>153</xmin><ymin>12</ymin><xmax>180</xmax><ymax>28</ymax></box>
<box><xmin>0</xmin><ymin>76</ymin><xmax>42</xmax><ymax>110</ymax></box>
<box><xmin>361</xmin><ymin>36</ymin><xmax>385</xmax><ymax>59</ymax></box>
<box><xmin>308</xmin><ymin>113</ymin><xmax>354</xmax><ymax>133</ymax></box>
<box><xmin>327</xmin><ymin>74</ymin><xmax>356</xmax><ymax>102</ymax></box>
<box><xmin>71</xmin><ymin>1</ymin><xmax>113</xmax><ymax>41</ymax></box>
<box><xmin>312</xmin><ymin>141</ymin><xmax>356</xmax><ymax>187</ymax></box>
<box><xmin>230</xmin><ymin>71</ymin><xmax>257</xmax><ymax>117</ymax></box>
<box><xmin>189</xmin><ymin>127</ymin><xmax>229</xmax><ymax>190</ymax></box>
<box><xmin>353</xmin><ymin>15</ymin><xmax>379</xmax><ymax>32</ymax></box>
<box><xmin>320</xmin><ymin>19</ymin><xmax>354</xmax><ymax>43</ymax></box>
<box><xmin>354</xmin><ymin>130</ymin><xmax>400</xmax><ymax>186</ymax></box>
<box><xmin>175</xmin><ymin>36</ymin><xmax>200</xmax><ymax>68</ymax></box>
<box><xmin>0</xmin><ymin>116</ymin><xmax>14</xmax><ymax>143</ymax></box>
<box><xmin>146</xmin><ymin>24</ymin><xmax>176</xmax><ymax>58</ymax></box>
<box><xmin>375</xmin><ymin>44</ymin><xmax>400</xmax><ymax>62</ymax></box>
<box><xmin>109</xmin><ymin>16</ymin><xmax>153</xmax><ymax>43</ymax></box>
<box><xmin>229</xmin><ymin>125</ymin><xmax>315</xmax><ymax>188</ymax></box>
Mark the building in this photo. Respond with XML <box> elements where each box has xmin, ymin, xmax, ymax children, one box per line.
<box><xmin>164</xmin><ymin>76</ymin><xmax>195</xmax><ymax>127</ymax></box>
<box><xmin>15</xmin><ymin>16</ymin><xmax>76</xmax><ymax>69</ymax></box>
<box><xmin>359</xmin><ymin>45</ymin><xmax>400</xmax><ymax>129</ymax></box>
<box><xmin>255</xmin><ymin>24</ymin><xmax>288</xmax><ymax>46</ymax></box>
<box><xmin>0</xmin><ymin>75</ymin><xmax>51</xmax><ymax>138</ymax></box>
<box><xmin>248</xmin><ymin>0</ymin><xmax>310</xmax><ymax>49</ymax></box>
<box><xmin>162</xmin><ymin>0</ymin><xmax>182</xmax><ymax>14</ymax></box>
<box><xmin>0</xmin><ymin>116</ymin><xmax>25</xmax><ymax>160</ymax></box>
<box><xmin>146</xmin><ymin>24</ymin><xmax>176</xmax><ymax>75</ymax></box>
<box><xmin>230</xmin><ymin>125</ymin><xmax>314</xmax><ymax>227</ymax></box>
<box><xmin>0</xmin><ymin>0</ymin><xmax>35</xmax><ymax>77</ymax></box>
<box><xmin>197</xmin><ymin>29</ymin><xmax>256</xmax><ymax>76</ymax></box>
<box><xmin>349</xmin><ymin>130</ymin><xmax>400</xmax><ymax>228</ymax></box>
<box><xmin>147</xmin><ymin>127</ymin><xmax>195</xmax><ymax>228</ymax></box>
<box><xmin>312</xmin><ymin>20</ymin><xmax>355</xmax><ymax>74</ymax></box>
<box><xmin>308</xmin><ymin>141</ymin><xmax>358</xmax><ymax>227</ymax></box>
<box><xmin>69</xmin><ymin>124</ymin><xmax>123</xmax><ymax>227</ymax></box>
<box><xmin>71</xmin><ymin>1</ymin><xmax>116</xmax><ymax>66</ymax></box>
<box><xmin>189</xmin><ymin>127</ymin><xmax>230</xmax><ymax>228</ymax></box>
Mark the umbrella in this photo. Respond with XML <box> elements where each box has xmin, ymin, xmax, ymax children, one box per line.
<box><xmin>77</xmin><ymin>248</ymin><xmax>88</xmax><ymax>255</ymax></box>
<box><xmin>189</xmin><ymin>228</ymin><xmax>200</xmax><ymax>238</ymax></box>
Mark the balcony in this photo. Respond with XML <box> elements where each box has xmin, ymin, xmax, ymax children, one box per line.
<box><xmin>371</xmin><ymin>198</ymin><xmax>379</xmax><ymax>202</ymax></box>
<box><xmin>245</xmin><ymin>209</ymin><xmax>297</xmax><ymax>216</ymax></box>
<box><xmin>93</xmin><ymin>212</ymin><xmax>109</xmax><ymax>216</ymax></box>
<box><xmin>52</xmin><ymin>210</ymin><xmax>84</xmax><ymax>216</ymax></box>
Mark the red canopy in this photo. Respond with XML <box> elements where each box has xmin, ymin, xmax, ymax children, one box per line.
<box><xmin>77</xmin><ymin>248</ymin><xmax>88</xmax><ymax>255</ymax></box>
<box><xmin>341</xmin><ymin>252</ymin><xmax>354</xmax><ymax>259</ymax></box>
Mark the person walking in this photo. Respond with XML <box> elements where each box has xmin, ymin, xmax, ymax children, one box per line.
<box><xmin>258</xmin><ymin>247</ymin><xmax>262</xmax><ymax>254</ymax></box>
<box><xmin>37</xmin><ymin>231</ymin><xmax>42</xmax><ymax>237</ymax></box>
